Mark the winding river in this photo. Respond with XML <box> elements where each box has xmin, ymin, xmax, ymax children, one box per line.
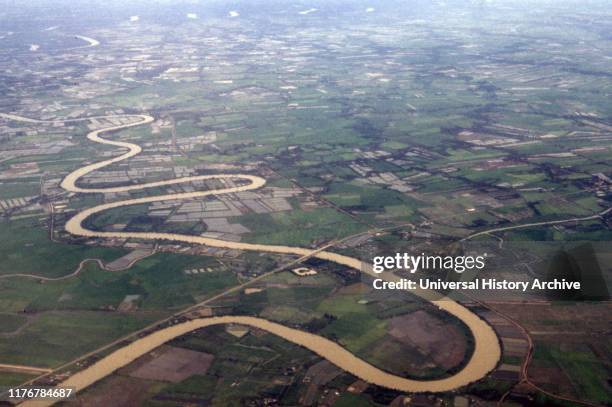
<box><xmin>4</xmin><ymin>113</ymin><xmax>500</xmax><ymax>405</ymax></box>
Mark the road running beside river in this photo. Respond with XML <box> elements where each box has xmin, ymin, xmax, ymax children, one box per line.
<box><xmin>4</xmin><ymin>113</ymin><xmax>500</xmax><ymax>405</ymax></box>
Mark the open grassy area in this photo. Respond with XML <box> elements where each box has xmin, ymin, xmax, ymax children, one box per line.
<box><xmin>0</xmin><ymin>313</ymin><xmax>27</xmax><ymax>333</ymax></box>
<box><xmin>321</xmin><ymin>310</ymin><xmax>387</xmax><ymax>354</ymax></box>
<box><xmin>0</xmin><ymin>250</ymin><xmax>241</xmax><ymax>367</ymax></box>
<box><xmin>0</xmin><ymin>252</ymin><xmax>239</xmax><ymax>313</ymax></box>
<box><xmin>121</xmin><ymin>253</ymin><xmax>239</xmax><ymax>310</ymax></box>
<box><xmin>0</xmin><ymin>371</ymin><xmax>37</xmax><ymax>387</ymax></box>
<box><xmin>0</xmin><ymin>181</ymin><xmax>40</xmax><ymax>199</ymax></box>
<box><xmin>324</xmin><ymin>182</ymin><xmax>426</xmax><ymax>213</ymax></box>
<box><xmin>533</xmin><ymin>341</ymin><xmax>610</xmax><ymax>404</ymax></box>
<box><xmin>0</xmin><ymin>218</ymin><xmax>126</xmax><ymax>278</ymax></box>
<box><xmin>0</xmin><ymin>311</ymin><xmax>164</xmax><ymax>367</ymax></box>
<box><xmin>317</xmin><ymin>292</ymin><xmax>390</xmax><ymax>355</ymax></box>
<box><xmin>239</xmin><ymin>207</ymin><xmax>368</xmax><ymax>246</ymax></box>
<box><xmin>162</xmin><ymin>374</ymin><xmax>217</xmax><ymax>397</ymax></box>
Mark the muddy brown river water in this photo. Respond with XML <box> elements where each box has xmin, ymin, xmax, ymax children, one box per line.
<box><xmin>8</xmin><ymin>114</ymin><xmax>500</xmax><ymax>406</ymax></box>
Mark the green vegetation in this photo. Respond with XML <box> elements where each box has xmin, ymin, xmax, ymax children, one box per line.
<box><xmin>0</xmin><ymin>218</ymin><xmax>126</xmax><ymax>278</ymax></box>
<box><xmin>0</xmin><ymin>371</ymin><xmax>37</xmax><ymax>387</ymax></box>
<box><xmin>533</xmin><ymin>342</ymin><xmax>610</xmax><ymax>403</ymax></box>
<box><xmin>162</xmin><ymin>374</ymin><xmax>217</xmax><ymax>397</ymax></box>
<box><xmin>2</xmin><ymin>2</ymin><xmax>611</xmax><ymax>404</ymax></box>
<box><xmin>0</xmin><ymin>313</ymin><xmax>27</xmax><ymax>333</ymax></box>
<box><xmin>0</xmin><ymin>252</ymin><xmax>238</xmax><ymax>312</ymax></box>
<box><xmin>239</xmin><ymin>207</ymin><xmax>368</xmax><ymax>246</ymax></box>
<box><xmin>0</xmin><ymin>181</ymin><xmax>39</xmax><ymax>199</ymax></box>
<box><xmin>0</xmin><ymin>312</ymin><xmax>163</xmax><ymax>367</ymax></box>
<box><xmin>0</xmin><ymin>249</ymin><xmax>240</xmax><ymax>367</ymax></box>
